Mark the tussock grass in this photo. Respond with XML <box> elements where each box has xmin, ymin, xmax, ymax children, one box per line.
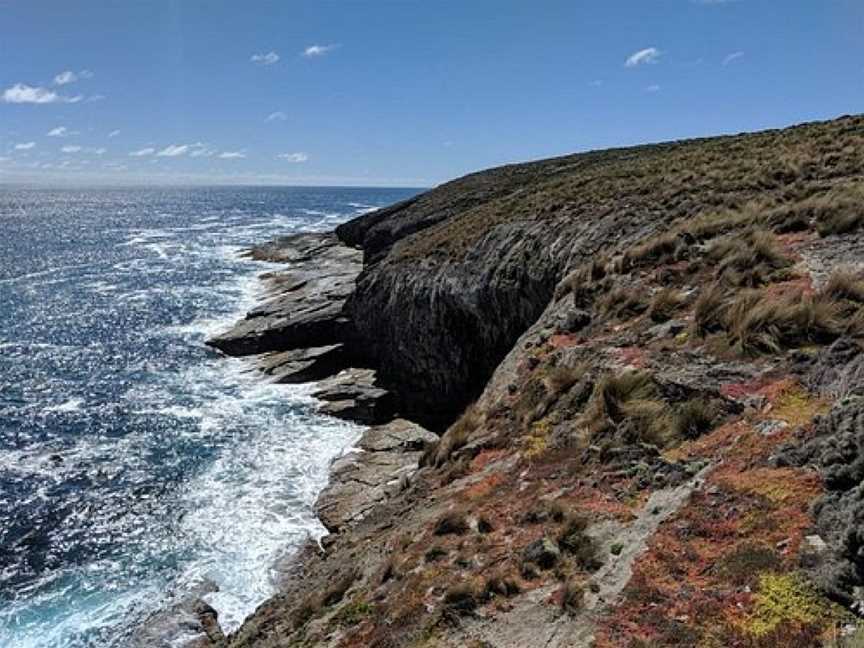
<box><xmin>433</xmin><ymin>511</ymin><xmax>469</xmax><ymax>536</ymax></box>
<box><xmin>442</xmin><ymin>583</ymin><xmax>479</xmax><ymax>616</ymax></box>
<box><xmin>625</xmin><ymin>231</ymin><xmax>686</xmax><ymax>268</ymax></box>
<box><xmin>648</xmin><ymin>288</ymin><xmax>686</xmax><ymax>323</ymax></box>
<box><xmin>708</xmin><ymin>229</ymin><xmax>793</xmax><ymax>287</ymax></box>
<box><xmin>822</xmin><ymin>268</ymin><xmax>864</xmax><ymax>303</ymax></box>
<box><xmin>726</xmin><ymin>290</ymin><xmax>843</xmax><ymax>356</ymax></box>
<box><xmin>597</xmin><ymin>286</ymin><xmax>649</xmax><ymax>320</ymax></box>
<box><xmin>558</xmin><ymin>516</ymin><xmax>602</xmax><ymax>571</ymax></box>
<box><xmin>420</xmin><ymin>404</ymin><xmax>481</xmax><ymax>468</ymax></box>
<box><xmin>560</xmin><ymin>581</ymin><xmax>585</xmax><ymax>614</ymax></box>
<box><xmin>693</xmin><ymin>283</ymin><xmax>730</xmax><ymax>337</ymax></box>
<box><xmin>812</xmin><ymin>185</ymin><xmax>864</xmax><ymax>236</ymax></box>
<box><xmin>672</xmin><ymin>398</ymin><xmax>717</xmax><ymax>440</ymax></box>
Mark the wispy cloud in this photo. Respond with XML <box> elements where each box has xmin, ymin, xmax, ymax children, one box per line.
<box><xmin>646</xmin><ymin>84</ymin><xmax>661</xmax><ymax>93</ymax></box>
<box><xmin>108</xmin><ymin>129</ymin><xmax>121</xmax><ymax>138</ymax></box>
<box><xmin>251</xmin><ymin>51</ymin><xmax>280</xmax><ymax>65</ymax></box>
<box><xmin>625</xmin><ymin>47</ymin><xmax>661</xmax><ymax>67</ymax></box>
<box><xmin>129</xmin><ymin>147</ymin><xmax>155</xmax><ymax>157</ymax></box>
<box><xmin>14</xmin><ymin>142</ymin><xmax>36</xmax><ymax>150</ymax></box>
<box><xmin>722</xmin><ymin>51</ymin><xmax>745</xmax><ymax>66</ymax></box>
<box><xmin>218</xmin><ymin>151</ymin><xmax>246</xmax><ymax>159</ymax></box>
<box><xmin>157</xmin><ymin>144</ymin><xmax>189</xmax><ymax>157</ymax></box>
<box><xmin>54</xmin><ymin>70</ymin><xmax>77</xmax><ymax>86</ymax></box>
<box><xmin>61</xmin><ymin>145</ymin><xmax>82</xmax><ymax>153</ymax></box>
<box><xmin>266</xmin><ymin>111</ymin><xmax>287</xmax><ymax>122</ymax></box>
<box><xmin>588</xmin><ymin>79</ymin><xmax>604</xmax><ymax>88</ymax></box>
<box><xmin>47</xmin><ymin>126</ymin><xmax>77</xmax><ymax>137</ymax></box>
<box><xmin>277</xmin><ymin>152</ymin><xmax>309</xmax><ymax>163</ymax></box>
<box><xmin>302</xmin><ymin>44</ymin><xmax>338</xmax><ymax>57</ymax></box>
<box><xmin>2</xmin><ymin>83</ymin><xmax>82</xmax><ymax>104</ymax></box>
<box><xmin>189</xmin><ymin>143</ymin><xmax>215</xmax><ymax>158</ymax></box>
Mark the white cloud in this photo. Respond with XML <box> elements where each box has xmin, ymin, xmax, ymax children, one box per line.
<box><xmin>625</xmin><ymin>47</ymin><xmax>661</xmax><ymax>67</ymax></box>
<box><xmin>79</xmin><ymin>69</ymin><xmax>94</xmax><ymax>79</ymax></box>
<box><xmin>157</xmin><ymin>144</ymin><xmax>189</xmax><ymax>157</ymax></box>
<box><xmin>47</xmin><ymin>126</ymin><xmax>74</xmax><ymax>137</ymax></box>
<box><xmin>722</xmin><ymin>51</ymin><xmax>745</xmax><ymax>66</ymax></box>
<box><xmin>2</xmin><ymin>83</ymin><xmax>82</xmax><ymax>104</ymax></box>
<box><xmin>86</xmin><ymin>94</ymin><xmax>106</xmax><ymax>103</ymax></box>
<box><xmin>91</xmin><ymin>147</ymin><xmax>106</xmax><ymax>156</ymax></box>
<box><xmin>251</xmin><ymin>51</ymin><xmax>280</xmax><ymax>65</ymax></box>
<box><xmin>189</xmin><ymin>143</ymin><xmax>215</xmax><ymax>158</ymax></box>
<box><xmin>302</xmin><ymin>44</ymin><xmax>338</xmax><ymax>57</ymax></box>
<box><xmin>645</xmin><ymin>84</ymin><xmax>661</xmax><ymax>93</ymax></box>
<box><xmin>129</xmin><ymin>147</ymin><xmax>155</xmax><ymax>157</ymax></box>
<box><xmin>108</xmin><ymin>130</ymin><xmax>121</xmax><ymax>138</ymax></box>
<box><xmin>14</xmin><ymin>142</ymin><xmax>36</xmax><ymax>150</ymax></box>
<box><xmin>266</xmin><ymin>111</ymin><xmax>287</xmax><ymax>122</ymax></box>
<box><xmin>54</xmin><ymin>70</ymin><xmax>78</xmax><ymax>85</ymax></box>
<box><xmin>218</xmin><ymin>151</ymin><xmax>246</xmax><ymax>159</ymax></box>
<box><xmin>277</xmin><ymin>152</ymin><xmax>308</xmax><ymax>163</ymax></box>
<box><xmin>61</xmin><ymin>145</ymin><xmax>82</xmax><ymax>153</ymax></box>
<box><xmin>589</xmin><ymin>79</ymin><xmax>604</xmax><ymax>88</ymax></box>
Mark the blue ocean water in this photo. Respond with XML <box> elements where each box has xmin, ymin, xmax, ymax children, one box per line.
<box><xmin>0</xmin><ymin>186</ymin><xmax>418</xmax><ymax>647</ymax></box>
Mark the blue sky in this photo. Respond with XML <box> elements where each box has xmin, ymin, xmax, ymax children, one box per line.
<box><xmin>0</xmin><ymin>1</ymin><xmax>862</xmax><ymax>187</ymax></box>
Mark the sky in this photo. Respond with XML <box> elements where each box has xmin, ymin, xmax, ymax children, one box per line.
<box><xmin>0</xmin><ymin>1</ymin><xmax>862</xmax><ymax>187</ymax></box>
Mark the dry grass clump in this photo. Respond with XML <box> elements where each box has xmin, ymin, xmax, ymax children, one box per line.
<box><xmin>693</xmin><ymin>283</ymin><xmax>730</xmax><ymax>337</ymax></box>
<box><xmin>587</xmin><ymin>371</ymin><xmax>674</xmax><ymax>447</ymax></box>
<box><xmin>671</xmin><ymin>398</ymin><xmax>717</xmax><ymax>440</ymax></box>
<box><xmin>648</xmin><ymin>288</ymin><xmax>686</xmax><ymax>323</ymax></box>
<box><xmin>560</xmin><ymin>581</ymin><xmax>585</xmax><ymax>615</ymax></box>
<box><xmin>726</xmin><ymin>290</ymin><xmax>843</xmax><ymax>356</ymax></box>
<box><xmin>708</xmin><ymin>229</ymin><xmax>793</xmax><ymax>287</ymax></box>
<box><xmin>555</xmin><ymin>258</ymin><xmax>608</xmax><ymax>303</ymax></box>
<box><xmin>597</xmin><ymin>286</ymin><xmax>649</xmax><ymax>320</ymax></box>
<box><xmin>483</xmin><ymin>572</ymin><xmax>521</xmax><ymax>599</ymax></box>
<box><xmin>545</xmin><ymin>364</ymin><xmax>584</xmax><ymax>396</ymax></box>
<box><xmin>420</xmin><ymin>404</ymin><xmax>481</xmax><ymax>468</ymax></box>
<box><xmin>558</xmin><ymin>516</ymin><xmax>603</xmax><ymax>572</ymax></box>
<box><xmin>433</xmin><ymin>511</ymin><xmax>469</xmax><ymax>536</ymax></box>
<box><xmin>442</xmin><ymin>583</ymin><xmax>480</xmax><ymax>617</ymax></box>
<box><xmin>684</xmin><ymin>207</ymin><xmax>757</xmax><ymax>241</ymax></box>
<box><xmin>624</xmin><ymin>231</ymin><xmax>687</xmax><ymax>268</ymax></box>
<box><xmin>586</xmin><ymin>371</ymin><xmax>720</xmax><ymax>447</ymax></box>
<box><xmin>811</xmin><ymin>185</ymin><xmax>864</xmax><ymax>236</ymax></box>
<box><xmin>822</xmin><ymin>268</ymin><xmax>864</xmax><ymax>304</ymax></box>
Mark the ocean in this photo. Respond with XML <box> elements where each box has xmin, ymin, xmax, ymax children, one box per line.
<box><xmin>0</xmin><ymin>186</ymin><xmax>419</xmax><ymax>647</ymax></box>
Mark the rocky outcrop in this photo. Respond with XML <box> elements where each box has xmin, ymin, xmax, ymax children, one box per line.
<box><xmin>205</xmin><ymin>233</ymin><xmax>361</xmax><ymax>357</ymax></box>
<box><xmin>315</xmin><ymin>419</ymin><xmax>437</xmax><ymax>532</ymax></box>
<box><xmin>312</xmin><ymin>368</ymin><xmax>396</xmax><ymax>424</ymax></box>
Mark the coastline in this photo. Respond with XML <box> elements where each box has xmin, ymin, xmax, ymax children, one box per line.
<box><xmin>195</xmin><ymin>114</ymin><xmax>864</xmax><ymax>647</ymax></box>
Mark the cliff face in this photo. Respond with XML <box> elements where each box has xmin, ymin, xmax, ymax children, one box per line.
<box><xmin>217</xmin><ymin>115</ymin><xmax>864</xmax><ymax>647</ymax></box>
<box><xmin>340</xmin><ymin>116</ymin><xmax>864</xmax><ymax>427</ymax></box>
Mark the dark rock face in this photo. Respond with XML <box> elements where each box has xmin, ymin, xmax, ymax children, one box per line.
<box><xmin>775</xmin><ymin>398</ymin><xmax>864</xmax><ymax>603</ymax></box>
<box><xmin>257</xmin><ymin>345</ymin><xmax>353</xmax><ymax>384</ymax></box>
<box><xmin>205</xmin><ymin>233</ymin><xmax>362</xmax><ymax>357</ymax></box>
<box><xmin>312</xmin><ymin>368</ymin><xmax>396</xmax><ymax>424</ymax></box>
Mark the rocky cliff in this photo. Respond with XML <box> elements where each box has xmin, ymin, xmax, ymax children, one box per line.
<box><xmin>206</xmin><ymin>114</ymin><xmax>864</xmax><ymax>647</ymax></box>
